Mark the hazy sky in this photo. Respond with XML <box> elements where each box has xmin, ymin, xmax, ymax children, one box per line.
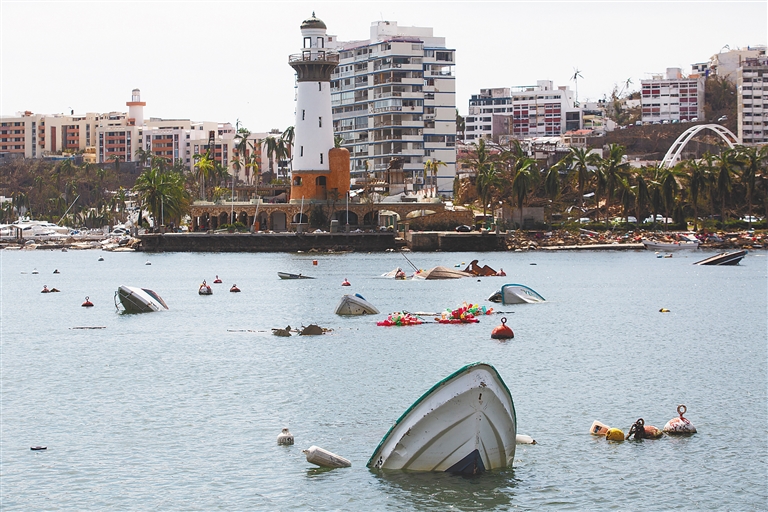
<box><xmin>1</xmin><ymin>1</ymin><xmax>765</xmax><ymax>132</ymax></box>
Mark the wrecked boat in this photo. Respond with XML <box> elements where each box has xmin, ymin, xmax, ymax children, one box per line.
<box><xmin>488</xmin><ymin>284</ymin><xmax>546</xmax><ymax>305</ymax></box>
<box><xmin>367</xmin><ymin>362</ymin><xmax>516</xmax><ymax>474</ymax></box>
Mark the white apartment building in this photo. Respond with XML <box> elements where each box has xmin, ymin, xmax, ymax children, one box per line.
<box><xmin>707</xmin><ymin>46</ymin><xmax>767</xmax><ymax>83</ymax></box>
<box><xmin>1</xmin><ymin>89</ymin><xmax>242</xmax><ymax>179</ymax></box>
<box><xmin>465</xmin><ymin>81</ymin><xmax>581</xmax><ymax>142</ymax></box>
<box><xmin>329</xmin><ymin>21</ymin><xmax>456</xmax><ymax>195</ymax></box>
<box><xmin>738</xmin><ymin>56</ymin><xmax>768</xmax><ymax>144</ymax></box>
<box><xmin>640</xmin><ymin>68</ymin><xmax>704</xmax><ymax>123</ymax></box>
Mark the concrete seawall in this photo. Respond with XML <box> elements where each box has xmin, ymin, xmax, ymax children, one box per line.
<box><xmin>139</xmin><ymin>232</ymin><xmax>397</xmax><ymax>253</ymax></box>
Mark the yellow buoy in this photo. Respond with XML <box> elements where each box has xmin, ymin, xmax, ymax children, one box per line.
<box><xmin>605</xmin><ymin>428</ymin><xmax>625</xmax><ymax>441</ymax></box>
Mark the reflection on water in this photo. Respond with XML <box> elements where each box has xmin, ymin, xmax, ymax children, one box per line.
<box><xmin>372</xmin><ymin>469</ymin><xmax>517</xmax><ymax>511</ymax></box>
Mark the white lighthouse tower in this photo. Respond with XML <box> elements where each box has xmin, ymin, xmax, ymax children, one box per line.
<box><xmin>289</xmin><ymin>13</ymin><xmax>349</xmax><ymax>202</ymax></box>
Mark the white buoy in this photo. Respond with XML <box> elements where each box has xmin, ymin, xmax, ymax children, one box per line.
<box><xmin>277</xmin><ymin>428</ymin><xmax>294</xmax><ymax>445</ymax></box>
<box><xmin>31</xmin><ymin>268</ymin><xmax>39</xmax><ymax>274</ymax></box>
<box><xmin>302</xmin><ymin>445</ymin><xmax>351</xmax><ymax>468</ymax></box>
<box><xmin>98</xmin><ymin>256</ymin><xmax>104</xmax><ymax>261</ymax></box>
<box><xmin>516</xmin><ymin>434</ymin><xmax>537</xmax><ymax>445</ymax></box>
<box><xmin>145</xmin><ymin>261</ymin><xmax>151</xmax><ymax>265</ymax></box>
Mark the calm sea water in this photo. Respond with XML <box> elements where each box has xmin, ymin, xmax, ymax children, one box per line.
<box><xmin>1</xmin><ymin>247</ymin><xmax>766</xmax><ymax>511</ymax></box>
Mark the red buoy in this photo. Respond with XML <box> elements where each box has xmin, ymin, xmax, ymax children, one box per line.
<box><xmin>341</xmin><ymin>279</ymin><xmax>351</xmax><ymax>286</ymax></box>
<box><xmin>82</xmin><ymin>296</ymin><xmax>94</xmax><ymax>307</ymax></box>
<box><xmin>491</xmin><ymin>317</ymin><xmax>514</xmax><ymax>339</ymax></box>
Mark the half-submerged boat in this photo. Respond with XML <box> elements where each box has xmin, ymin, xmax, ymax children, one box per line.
<box><xmin>335</xmin><ymin>293</ymin><xmax>380</xmax><ymax>315</ymax></box>
<box><xmin>694</xmin><ymin>250</ymin><xmax>747</xmax><ymax>266</ymax></box>
<box><xmin>412</xmin><ymin>266</ymin><xmax>472</xmax><ymax>280</ymax></box>
<box><xmin>488</xmin><ymin>284</ymin><xmax>546</xmax><ymax>305</ymax></box>
<box><xmin>368</xmin><ymin>362</ymin><xmax>516</xmax><ymax>474</ymax></box>
<box><xmin>115</xmin><ymin>285</ymin><xmax>169</xmax><ymax>313</ymax></box>
<box><xmin>278</xmin><ymin>272</ymin><xmax>315</xmax><ymax>280</ymax></box>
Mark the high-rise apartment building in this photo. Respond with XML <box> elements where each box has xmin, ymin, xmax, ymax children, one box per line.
<box><xmin>329</xmin><ymin>21</ymin><xmax>456</xmax><ymax>195</ymax></box>
<box><xmin>738</xmin><ymin>56</ymin><xmax>768</xmax><ymax>144</ymax></box>
<box><xmin>465</xmin><ymin>81</ymin><xmax>581</xmax><ymax>142</ymax></box>
<box><xmin>640</xmin><ymin>68</ymin><xmax>704</xmax><ymax>123</ymax></box>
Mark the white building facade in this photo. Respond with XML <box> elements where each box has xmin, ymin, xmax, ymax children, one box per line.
<box><xmin>329</xmin><ymin>21</ymin><xmax>456</xmax><ymax>195</ymax></box>
<box><xmin>738</xmin><ymin>56</ymin><xmax>768</xmax><ymax>144</ymax></box>
<box><xmin>640</xmin><ymin>68</ymin><xmax>705</xmax><ymax>123</ymax></box>
<box><xmin>465</xmin><ymin>81</ymin><xmax>581</xmax><ymax>142</ymax></box>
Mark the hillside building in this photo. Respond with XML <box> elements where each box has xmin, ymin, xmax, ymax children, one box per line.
<box><xmin>465</xmin><ymin>82</ymin><xmax>581</xmax><ymax>142</ymax></box>
<box><xmin>738</xmin><ymin>56</ymin><xmax>768</xmax><ymax>144</ymax></box>
<box><xmin>640</xmin><ymin>68</ymin><xmax>705</xmax><ymax>123</ymax></box>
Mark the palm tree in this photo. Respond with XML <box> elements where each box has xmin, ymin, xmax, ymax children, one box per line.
<box><xmin>133</xmin><ymin>166</ymin><xmax>189</xmax><ymax>231</ymax></box>
<box><xmin>282</xmin><ymin>126</ymin><xmax>295</xmax><ymax>174</ymax></box>
<box><xmin>714</xmin><ymin>149</ymin><xmax>737</xmax><ymax>223</ymax></box>
<box><xmin>233</xmin><ymin>128</ymin><xmax>251</xmax><ymax>185</ymax></box>
<box><xmin>660</xmin><ymin>165</ymin><xmax>682</xmax><ymax>227</ymax></box>
<box><xmin>510</xmin><ymin>156</ymin><xmax>537</xmax><ymax>227</ymax></box>
<box><xmin>475</xmin><ymin>163</ymin><xmax>499</xmax><ymax>220</ymax></box>
<box><xmin>598</xmin><ymin>144</ymin><xmax>630</xmax><ymax>224</ymax></box>
<box><xmin>567</xmin><ymin>147</ymin><xmax>597</xmax><ymax>209</ymax></box>
<box><xmin>735</xmin><ymin>145</ymin><xmax>767</xmax><ymax>226</ymax></box>
<box><xmin>455</xmin><ymin>109</ymin><xmax>465</xmax><ymax>143</ymax></box>
<box><xmin>423</xmin><ymin>159</ymin><xmax>446</xmax><ymax>197</ymax></box>
<box><xmin>193</xmin><ymin>152</ymin><xmax>215</xmax><ymax>201</ymax></box>
<box><xmin>633</xmin><ymin>172</ymin><xmax>650</xmax><ymax>226</ymax></box>
<box><xmin>683</xmin><ymin>159</ymin><xmax>709</xmax><ymax>231</ymax></box>
<box><xmin>135</xmin><ymin>148</ymin><xmax>153</xmax><ymax>169</ymax></box>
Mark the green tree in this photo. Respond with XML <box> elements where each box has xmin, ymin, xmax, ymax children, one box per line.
<box><xmin>683</xmin><ymin>159</ymin><xmax>709</xmax><ymax>231</ymax></box>
<box><xmin>567</xmin><ymin>147</ymin><xmax>597</xmax><ymax>209</ymax></box>
<box><xmin>510</xmin><ymin>157</ymin><xmax>537</xmax><ymax>227</ymax></box>
<box><xmin>735</xmin><ymin>145</ymin><xmax>767</xmax><ymax>226</ymax></box>
<box><xmin>598</xmin><ymin>144</ymin><xmax>630</xmax><ymax>223</ymax></box>
<box><xmin>714</xmin><ymin>149</ymin><xmax>737</xmax><ymax>222</ymax></box>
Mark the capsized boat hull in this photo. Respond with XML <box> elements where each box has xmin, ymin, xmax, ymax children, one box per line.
<box><xmin>500</xmin><ymin>284</ymin><xmax>546</xmax><ymax>304</ymax></box>
<box><xmin>335</xmin><ymin>294</ymin><xmax>380</xmax><ymax>315</ymax></box>
<box><xmin>367</xmin><ymin>362</ymin><xmax>516</xmax><ymax>474</ymax></box>
<box><xmin>278</xmin><ymin>272</ymin><xmax>314</xmax><ymax>279</ymax></box>
<box><xmin>412</xmin><ymin>266</ymin><xmax>472</xmax><ymax>280</ymax></box>
<box><xmin>117</xmin><ymin>285</ymin><xmax>168</xmax><ymax>313</ymax></box>
<box><xmin>694</xmin><ymin>250</ymin><xmax>747</xmax><ymax>266</ymax></box>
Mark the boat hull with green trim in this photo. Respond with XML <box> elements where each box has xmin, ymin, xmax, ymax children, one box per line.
<box><xmin>367</xmin><ymin>362</ymin><xmax>516</xmax><ymax>474</ymax></box>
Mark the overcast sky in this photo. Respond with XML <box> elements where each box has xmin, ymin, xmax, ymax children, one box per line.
<box><xmin>1</xmin><ymin>1</ymin><xmax>765</xmax><ymax>132</ymax></box>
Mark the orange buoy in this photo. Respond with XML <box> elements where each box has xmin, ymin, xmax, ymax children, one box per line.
<box><xmin>313</xmin><ymin>260</ymin><xmax>318</xmax><ymax>266</ymax></box>
<box><xmin>491</xmin><ymin>317</ymin><xmax>514</xmax><ymax>339</ymax></box>
<box><xmin>213</xmin><ymin>275</ymin><xmax>222</xmax><ymax>283</ymax></box>
<box><xmin>230</xmin><ymin>284</ymin><xmax>241</xmax><ymax>293</ymax></box>
<box><xmin>663</xmin><ymin>404</ymin><xmax>697</xmax><ymax>434</ymax></box>
<box><xmin>341</xmin><ymin>279</ymin><xmax>351</xmax><ymax>286</ymax></box>
<box><xmin>81</xmin><ymin>296</ymin><xmax>94</xmax><ymax>307</ymax></box>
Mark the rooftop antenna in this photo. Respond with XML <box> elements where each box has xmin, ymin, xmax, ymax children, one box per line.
<box><xmin>570</xmin><ymin>68</ymin><xmax>583</xmax><ymax>106</ymax></box>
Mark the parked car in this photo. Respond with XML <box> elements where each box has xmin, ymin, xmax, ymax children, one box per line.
<box><xmin>108</xmin><ymin>227</ymin><xmax>130</xmax><ymax>236</ymax></box>
<box><xmin>741</xmin><ymin>216</ymin><xmax>762</xmax><ymax>223</ymax></box>
<box><xmin>643</xmin><ymin>215</ymin><xmax>674</xmax><ymax>224</ymax></box>
<box><xmin>611</xmin><ymin>216</ymin><xmax>637</xmax><ymax>224</ymax></box>
<box><xmin>578</xmin><ymin>217</ymin><xmax>591</xmax><ymax>224</ymax></box>
<box><xmin>455</xmin><ymin>225</ymin><xmax>473</xmax><ymax>232</ymax></box>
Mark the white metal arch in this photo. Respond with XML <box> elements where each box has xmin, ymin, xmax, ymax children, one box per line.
<box><xmin>661</xmin><ymin>124</ymin><xmax>740</xmax><ymax>168</ymax></box>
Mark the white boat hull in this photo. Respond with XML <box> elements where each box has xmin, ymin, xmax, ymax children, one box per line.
<box><xmin>116</xmin><ymin>286</ymin><xmax>168</xmax><ymax>313</ymax></box>
<box><xmin>335</xmin><ymin>294</ymin><xmax>379</xmax><ymax>315</ymax></box>
<box><xmin>500</xmin><ymin>284</ymin><xmax>546</xmax><ymax>304</ymax></box>
<box><xmin>642</xmin><ymin>239</ymin><xmax>699</xmax><ymax>251</ymax></box>
<box><xmin>368</xmin><ymin>362</ymin><xmax>516</xmax><ymax>474</ymax></box>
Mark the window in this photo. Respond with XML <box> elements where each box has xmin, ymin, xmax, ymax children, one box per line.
<box><xmin>320</xmin><ymin>153</ymin><xmax>323</xmax><ymax>164</ymax></box>
<box><xmin>317</xmin><ymin>37</ymin><xmax>324</xmax><ymax>48</ymax></box>
<box><xmin>293</xmin><ymin>177</ymin><xmax>302</xmax><ymax>186</ymax></box>
<box><xmin>319</xmin><ymin>117</ymin><xmax>322</xmax><ymax>127</ymax></box>
<box><xmin>302</xmin><ymin>110</ymin><xmax>305</xmax><ymax>120</ymax></box>
<box><xmin>304</xmin><ymin>37</ymin><xmax>311</xmax><ymax>49</ymax></box>
<box><xmin>300</xmin><ymin>146</ymin><xmax>304</xmax><ymax>156</ymax></box>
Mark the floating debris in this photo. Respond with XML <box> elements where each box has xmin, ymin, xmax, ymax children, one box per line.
<box><xmin>303</xmin><ymin>446</ymin><xmax>351</xmax><ymax>468</ymax></box>
<box><xmin>272</xmin><ymin>326</ymin><xmax>292</xmax><ymax>337</ymax></box>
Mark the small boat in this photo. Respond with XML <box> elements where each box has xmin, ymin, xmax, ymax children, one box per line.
<box><xmin>412</xmin><ymin>266</ymin><xmax>472</xmax><ymax>280</ymax></box>
<box><xmin>115</xmin><ymin>285</ymin><xmax>169</xmax><ymax>313</ymax></box>
<box><xmin>694</xmin><ymin>250</ymin><xmax>747</xmax><ymax>266</ymax></box>
<box><xmin>380</xmin><ymin>268</ymin><xmax>408</xmax><ymax>279</ymax></box>
<box><xmin>463</xmin><ymin>260</ymin><xmax>498</xmax><ymax>276</ymax></box>
<box><xmin>278</xmin><ymin>272</ymin><xmax>315</xmax><ymax>280</ymax></box>
<box><xmin>335</xmin><ymin>293</ymin><xmax>380</xmax><ymax>315</ymax></box>
<box><xmin>367</xmin><ymin>362</ymin><xmax>516</xmax><ymax>474</ymax></box>
<box><xmin>488</xmin><ymin>284</ymin><xmax>546</xmax><ymax>305</ymax></box>
<box><xmin>642</xmin><ymin>236</ymin><xmax>700</xmax><ymax>251</ymax></box>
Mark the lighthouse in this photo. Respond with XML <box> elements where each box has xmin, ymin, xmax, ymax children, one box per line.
<box><xmin>126</xmin><ymin>88</ymin><xmax>145</xmax><ymax>126</ymax></box>
<box><xmin>289</xmin><ymin>13</ymin><xmax>350</xmax><ymax>203</ymax></box>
